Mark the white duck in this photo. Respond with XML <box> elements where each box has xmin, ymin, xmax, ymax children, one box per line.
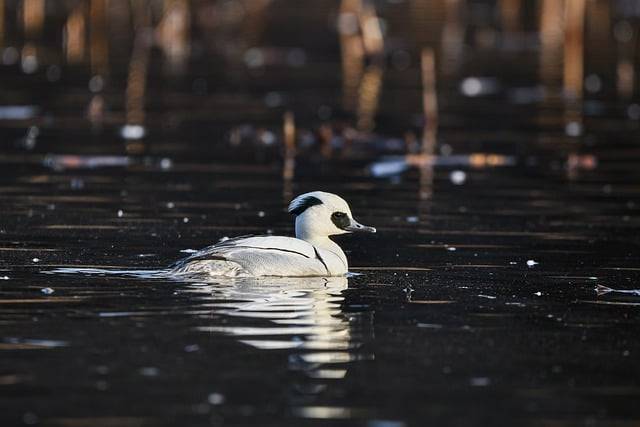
<box><xmin>171</xmin><ymin>191</ymin><xmax>376</xmax><ymax>277</ymax></box>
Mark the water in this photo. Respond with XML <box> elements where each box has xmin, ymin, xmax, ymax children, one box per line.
<box><xmin>2</xmin><ymin>142</ymin><xmax>640</xmax><ymax>426</ymax></box>
<box><xmin>2</xmin><ymin>1</ymin><xmax>640</xmax><ymax>425</ymax></box>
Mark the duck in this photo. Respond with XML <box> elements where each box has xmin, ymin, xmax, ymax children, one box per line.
<box><xmin>171</xmin><ymin>191</ymin><xmax>376</xmax><ymax>277</ymax></box>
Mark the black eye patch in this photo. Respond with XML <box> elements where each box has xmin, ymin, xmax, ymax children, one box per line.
<box><xmin>331</xmin><ymin>211</ymin><xmax>350</xmax><ymax>229</ymax></box>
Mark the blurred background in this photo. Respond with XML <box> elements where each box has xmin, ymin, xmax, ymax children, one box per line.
<box><xmin>0</xmin><ymin>0</ymin><xmax>638</xmax><ymax>164</ymax></box>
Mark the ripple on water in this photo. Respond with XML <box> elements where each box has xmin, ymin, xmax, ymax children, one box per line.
<box><xmin>180</xmin><ymin>277</ymin><xmax>373</xmax><ymax>361</ymax></box>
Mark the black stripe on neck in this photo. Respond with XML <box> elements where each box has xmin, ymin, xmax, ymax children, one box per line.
<box><xmin>313</xmin><ymin>247</ymin><xmax>330</xmax><ymax>275</ymax></box>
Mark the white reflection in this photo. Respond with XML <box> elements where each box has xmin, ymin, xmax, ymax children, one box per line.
<box><xmin>293</xmin><ymin>405</ymin><xmax>355</xmax><ymax>419</ymax></box>
<box><xmin>21</xmin><ymin>44</ymin><xmax>38</xmax><ymax>74</ymax></box>
<box><xmin>564</xmin><ymin>120</ymin><xmax>582</xmax><ymax>137</ymax></box>
<box><xmin>0</xmin><ymin>105</ymin><xmax>38</xmax><ymax>120</ymax></box>
<box><xmin>157</xmin><ymin>0</ymin><xmax>190</xmax><ymax>73</ymax></box>
<box><xmin>595</xmin><ymin>285</ymin><xmax>640</xmax><ymax>297</ymax></box>
<box><xmin>181</xmin><ymin>276</ymin><xmax>373</xmax><ymax>378</ymax></box>
<box><xmin>120</xmin><ymin>124</ymin><xmax>146</xmax><ymax>140</ymax></box>
<box><xmin>459</xmin><ymin>77</ymin><xmax>500</xmax><ymax>97</ymax></box>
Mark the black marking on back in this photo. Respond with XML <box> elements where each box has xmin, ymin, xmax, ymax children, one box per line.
<box><xmin>173</xmin><ymin>235</ymin><xmax>314</xmax><ymax>268</ymax></box>
<box><xmin>313</xmin><ymin>247</ymin><xmax>330</xmax><ymax>274</ymax></box>
<box><xmin>289</xmin><ymin>196</ymin><xmax>323</xmax><ymax>216</ymax></box>
<box><xmin>226</xmin><ymin>246</ymin><xmax>311</xmax><ymax>258</ymax></box>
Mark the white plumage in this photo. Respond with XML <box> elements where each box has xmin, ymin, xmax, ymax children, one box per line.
<box><xmin>171</xmin><ymin>191</ymin><xmax>376</xmax><ymax>277</ymax></box>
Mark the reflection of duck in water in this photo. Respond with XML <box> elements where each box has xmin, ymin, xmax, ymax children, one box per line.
<box><xmin>172</xmin><ymin>192</ymin><xmax>376</xmax><ymax>278</ymax></box>
<box><xmin>190</xmin><ymin>276</ymin><xmax>350</xmax><ymax>348</ymax></box>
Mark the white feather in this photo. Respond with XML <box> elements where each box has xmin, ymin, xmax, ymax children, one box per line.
<box><xmin>171</xmin><ymin>192</ymin><xmax>374</xmax><ymax>278</ymax></box>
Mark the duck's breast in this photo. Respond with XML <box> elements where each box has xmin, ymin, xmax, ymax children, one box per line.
<box><xmin>316</xmin><ymin>247</ymin><xmax>348</xmax><ymax>276</ymax></box>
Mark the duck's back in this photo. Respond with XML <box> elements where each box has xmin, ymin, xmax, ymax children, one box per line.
<box><xmin>171</xmin><ymin>236</ymin><xmax>335</xmax><ymax>277</ymax></box>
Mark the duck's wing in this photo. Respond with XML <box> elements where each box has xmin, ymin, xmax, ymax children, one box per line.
<box><xmin>174</xmin><ymin>236</ymin><xmax>330</xmax><ymax>277</ymax></box>
<box><xmin>181</xmin><ymin>235</ymin><xmax>317</xmax><ymax>262</ymax></box>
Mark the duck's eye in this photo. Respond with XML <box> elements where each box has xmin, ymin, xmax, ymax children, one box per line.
<box><xmin>331</xmin><ymin>211</ymin><xmax>350</xmax><ymax>229</ymax></box>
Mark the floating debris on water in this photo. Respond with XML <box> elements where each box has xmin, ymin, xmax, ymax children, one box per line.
<box><xmin>506</xmin><ymin>302</ymin><xmax>526</xmax><ymax>307</ymax></box>
<box><xmin>449</xmin><ymin>170</ymin><xmax>467</xmax><ymax>185</ymax></box>
<box><xmin>139</xmin><ymin>367</ymin><xmax>160</xmax><ymax>377</ymax></box>
<box><xmin>417</xmin><ymin>323</ymin><xmax>443</xmax><ymax>329</ymax></box>
<box><xmin>120</xmin><ymin>124</ymin><xmax>147</xmax><ymax>140</ymax></box>
<box><xmin>20</xmin><ymin>126</ymin><xmax>39</xmax><ymax>150</ymax></box>
<box><xmin>470</xmin><ymin>377</ymin><xmax>491</xmax><ymax>386</ymax></box>
<box><xmin>369</xmin><ymin>153</ymin><xmax>516</xmax><ymax>178</ymax></box>
<box><xmin>43</xmin><ymin>154</ymin><xmax>131</xmax><ymax>170</ymax></box>
<box><xmin>160</xmin><ymin>158</ymin><xmax>173</xmax><ymax>170</ymax></box>
<box><xmin>460</xmin><ymin>77</ymin><xmax>500</xmax><ymax>97</ymax></box>
<box><xmin>370</xmin><ymin>158</ymin><xmax>409</xmax><ymax>177</ymax></box>
<box><xmin>595</xmin><ymin>285</ymin><xmax>640</xmax><ymax>297</ymax></box>
<box><xmin>208</xmin><ymin>393</ymin><xmax>225</xmax><ymax>405</ymax></box>
<box><xmin>3</xmin><ymin>337</ymin><xmax>68</xmax><ymax>348</ymax></box>
<box><xmin>0</xmin><ymin>105</ymin><xmax>38</xmax><ymax>120</ymax></box>
<box><xmin>565</xmin><ymin>121</ymin><xmax>583</xmax><ymax>137</ymax></box>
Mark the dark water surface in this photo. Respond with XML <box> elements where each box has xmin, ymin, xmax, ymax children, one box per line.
<box><xmin>2</xmin><ymin>125</ymin><xmax>640</xmax><ymax>426</ymax></box>
<box><xmin>2</xmin><ymin>1</ymin><xmax>640</xmax><ymax>425</ymax></box>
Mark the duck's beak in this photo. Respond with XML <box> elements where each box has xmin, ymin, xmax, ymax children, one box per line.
<box><xmin>345</xmin><ymin>218</ymin><xmax>376</xmax><ymax>233</ymax></box>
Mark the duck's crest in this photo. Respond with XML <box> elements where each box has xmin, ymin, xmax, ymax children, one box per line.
<box><xmin>288</xmin><ymin>194</ymin><xmax>323</xmax><ymax>216</ymax></box>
